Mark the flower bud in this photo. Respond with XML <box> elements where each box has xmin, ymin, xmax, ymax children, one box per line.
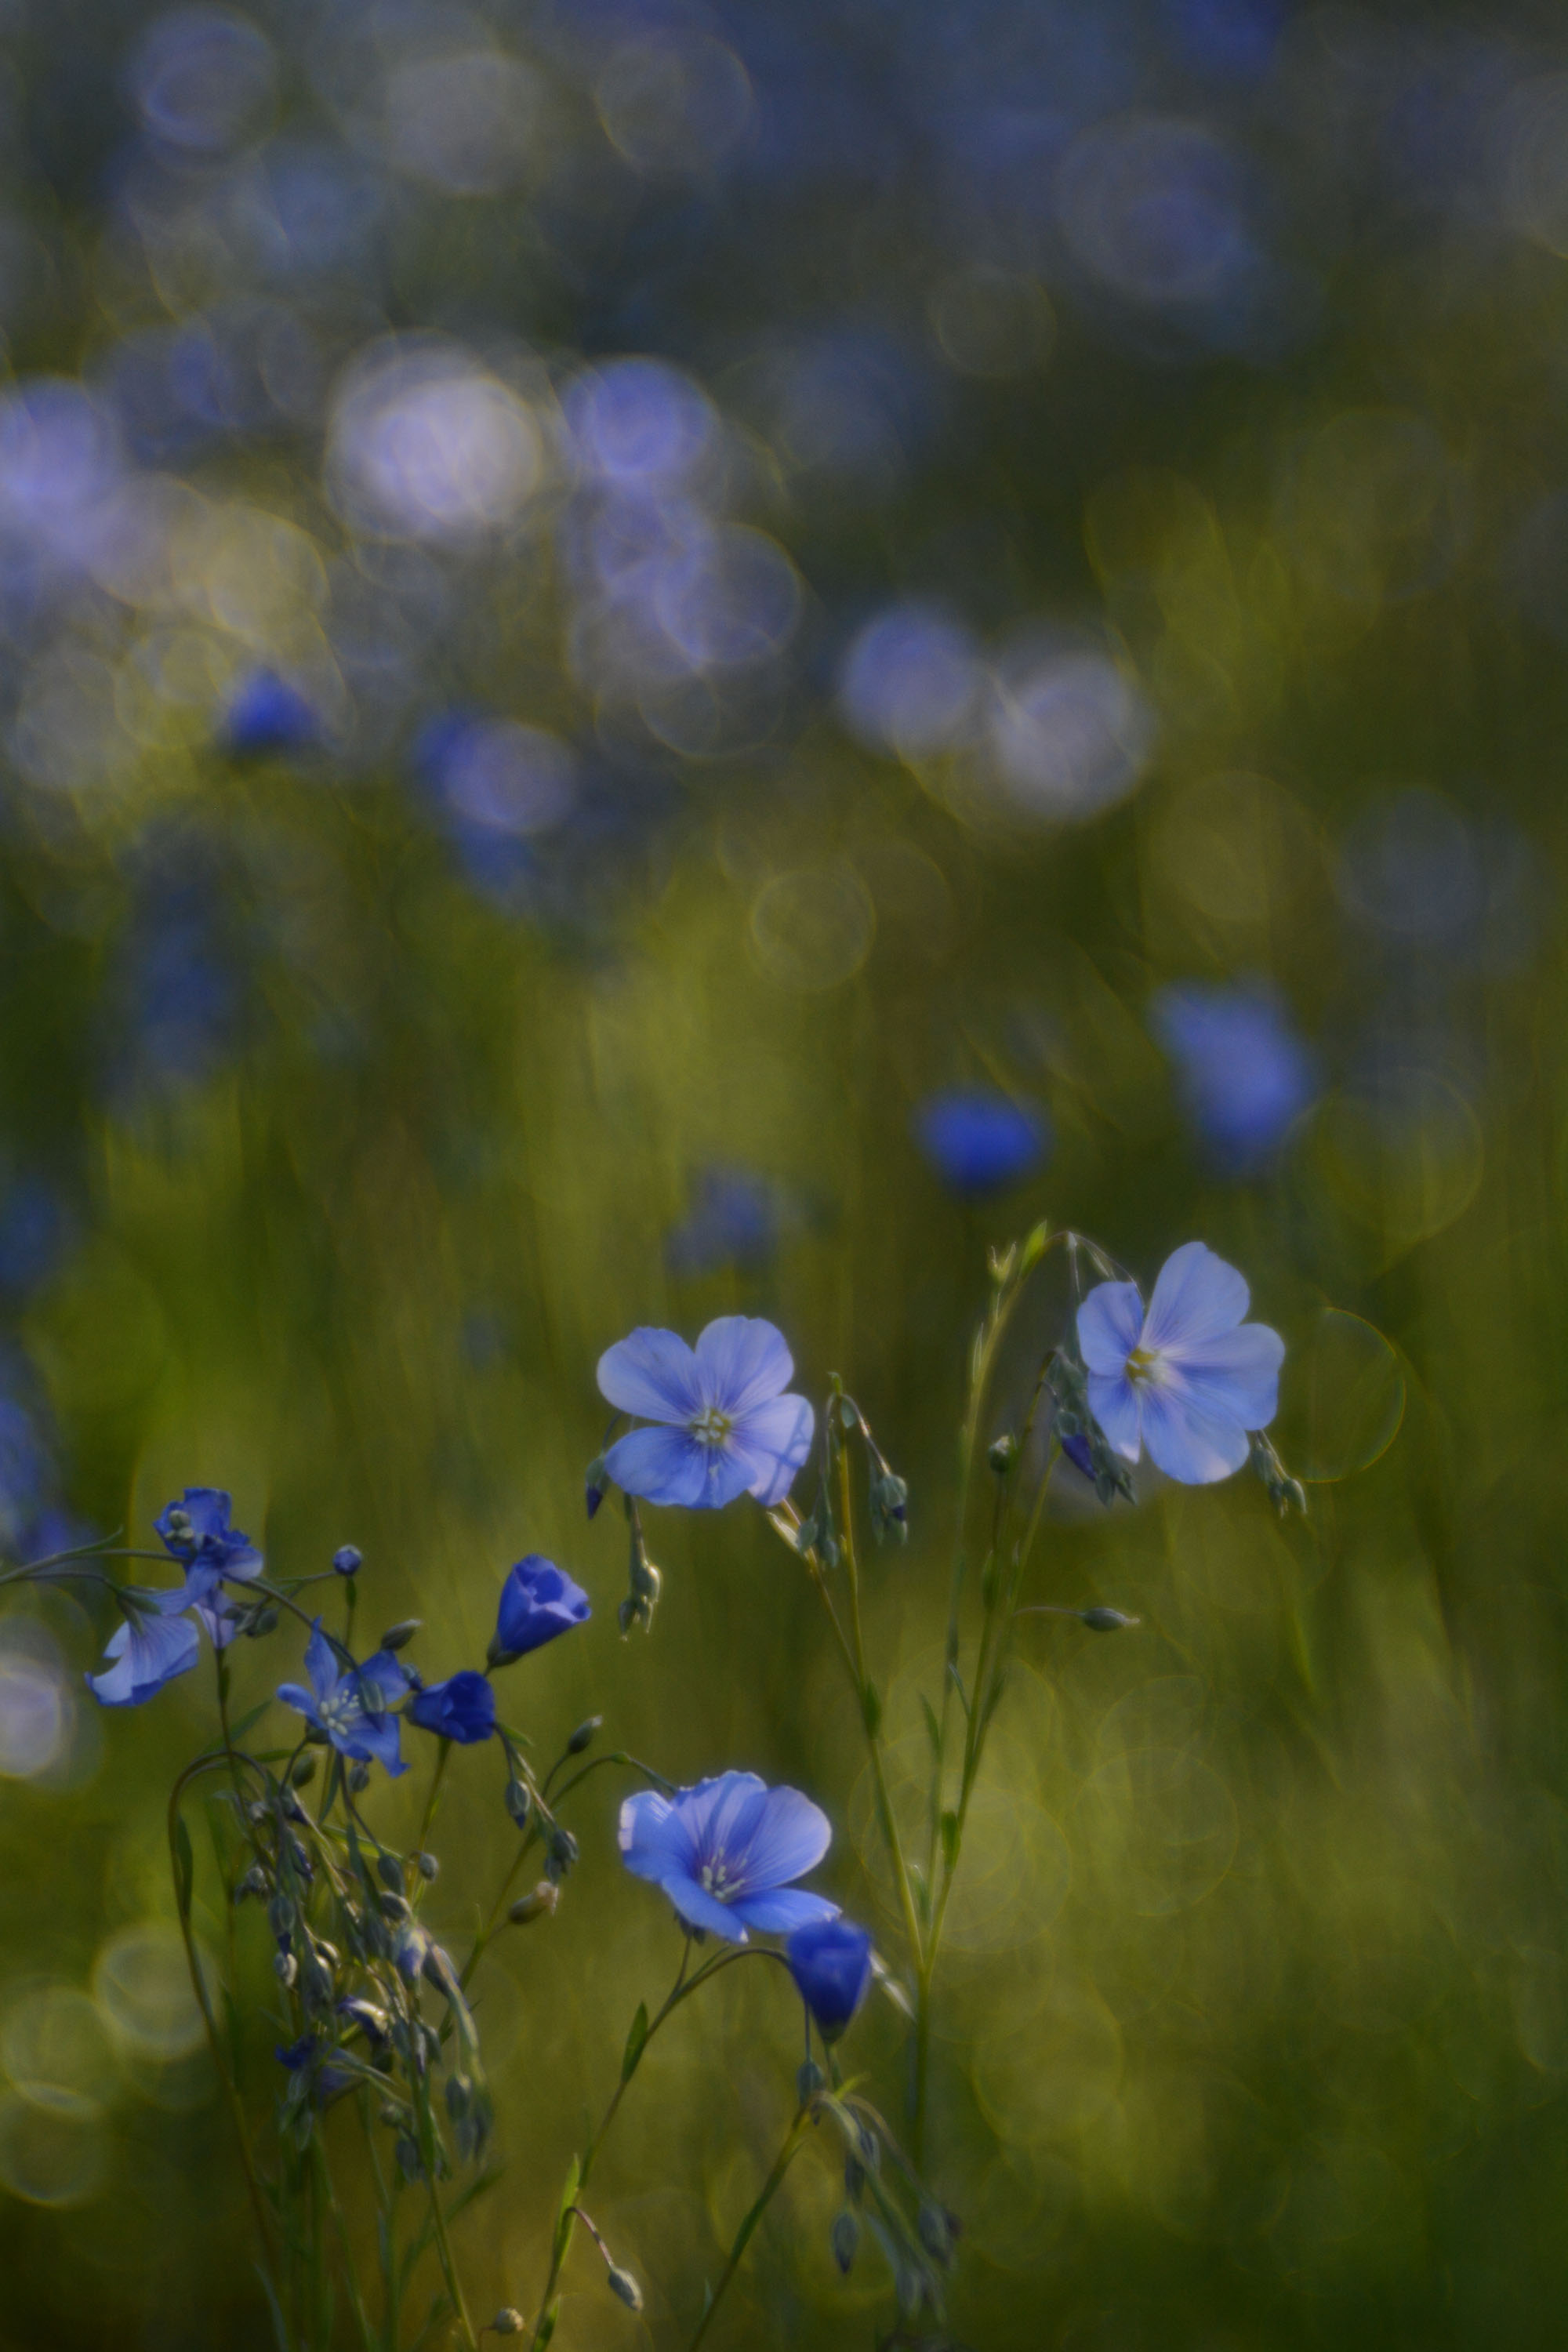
<box><xmin>544</xmin><ymin>1826</ymin><xmax>579</xmax><ymax>1882</ymax></box>
<box><xmin>236</xmin><ymin>1865</ymin><xmax>268</xmax><ymax>1901</ymax></box>
<box><xmin>606</xmin><ymin>2268</ymin><xmax>643</xmax><ymax>2314</ymax></box>
<box><xmin>347</xmin><ymin>1762</ymin><xmax>371</xmax><ymax>1793</ymax></box>
<box><xmin>379</xmin><ymin>1890</ymin><xmax>411</xmax><ymax>1921</ymax></box>
<box><xmin>831</xmin><ymin>2210</ymin><xmax>859</xmax><ymax>2275</ymax></box>
<box><xmin>565</xmin><ymin>1715</ymin><xmax>602</xmax><ymax>1756</ymax></box>
<box><xmin>333</xmin><ymin>1545</ymin><xmax>362</xmax><ymax>1577</ymax></box>
<box><xmin>509</xmin><ymin>1883</ymin><xmax>559</xmax><ymax>1926</ymax></box>
<box><xmin>490</xmin><ymin>2313</ymin><xmax>526</xmax><ymax>2337</ymax></box>
<box><xmin>377</xmin><ymin>1853</ymin><xmax>406</xmax><ymax>1892</ymax></box>
<box><xmin>267</xmin><ymin>1893</ymin><xmax>295</xmax><ymax>1939</ymax></box>
<box><xmin>274</xmin><ymin>1951</ymin><xmax>298</xmax><ymax>1987</ymax></box>
<box><xmin>583</xmin><ymin>1457</ymin><xmax>607</xmax><ymax>1520</ymax></box>
<box><xmin>413</xmin><ymin>1851</ymin><xmax>438</xmax><ymax>1882</ymax></box>
<box><xmin>289</xmin><ymin>1753</ymin><xmax>317</xmax><ymax>1788</ymax></box>
<box><xmin>916</xmin><ymin>2199</ymin><xmax>959</xmax><ymax>2265</ymax></box>
<box><xmin>987</xmin><ymin>1433</ymin><xmax>1017</xmax><ymax>1475</ymax></box>
<box><xmin>1080</xmin><ymin>1606</ymin><xmax>1139</xmax><ymax>1633</ymax></box>
<box><xmin>242</xmin><ymin>1605</ymin><xmax>280</xmax><ymax>1638</ymax></box>
<box><xmin>379</xmin><ymin>1620</ymin><xmax>421</xmax><ymax>1652</ymax></box>
<box><xmin>504</xmin><ymin>1776</ymin><xmax>532</xmax><ymax>1828</ymax></box>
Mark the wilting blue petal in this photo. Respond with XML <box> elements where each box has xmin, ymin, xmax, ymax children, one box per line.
<box><xmin>1077</xmin><ymin>1280</ymin><xmax>1145</xmax><ymax>1374</ymax></box>
<box><xmin>603</xmin><ymin>1423</ymin><xmax>712</xmax><ymax>1508</ymax></box>
<box><xmin>786</xmin><ymin>1918</ymin><xmax>874</xmax><ymax>2040</ymax></box>
<box><xmin>619</xmin><ymin>1788</ymin><xmax>702</xmax><ymax>1883</ymax></box>
<box><xmin>1139</xmin><ymin>1384</ymin><xmax>1251</xmax><ymax>1484</ymax></box>
<box><xmin>730</xmin><ymin>1783</ymin><xmax>832</xmax><ymax>1894</ymax></box>
<box><xmin>1142</xmin><ymin>1242</ymin><xmax>1249</xmax><ymax>1352</ymax></box>
<box><xmin>407</xmin><ymin>1671</ymin><xmax>495</xmax><ymax>1744</ymax></box>
<box><xmin>730</xmin><ymin>1394</ymin><xmax>815</xmax><ymax>1508</ymax></box>
<box><xmin>1166</xmin><ymin>1321</ymin><xmax>1283</xmax><ymax>1431</ymax></box>
<box><xmin>349</xmin><ymin>1708</ymin><xmax>407</xmax><ymax>1777</ymax></box>
<box><xmin>303</xmin><ymin>1620</ymin><xmax>337</xmax><ymax>1703</ymax></box>
<box><xmin>597</xmin><ymin>1327</ymin><xmax>703</xmax><ymax>1423</ymax></box>
<box><xmin>1087</xmin><ymin>1369</ymin><xmax>1142</xmax><ymax>1461</ymax></box>
<box><xmin>730</xmin><ymin>1886</ymin><xmax>840</xmax><ymax>1934</ymax></box>
<box><xmin>656</xmin><ymin>1871</ymin><xmax>750</xmax><ymax>1942</ymax></box>
<box><xmin>694</xmin><ymin>1316</ymin><xmax>793</xmax><ymax>1418</ymax></box>
<box><xmin>494</xmin><ymin>1555</ymin><xmax>592</xmax><ymax>1657</ymax></box>
<box><xmin>88</xmin><ymin>1607</ymin><xmax>200</xmax><ymax>1706</ymax></box>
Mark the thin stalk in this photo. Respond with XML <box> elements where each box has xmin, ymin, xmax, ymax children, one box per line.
<box><xmin>403</xmin><ymin>1986</ymin><xmax>477</xmax><ymax>2352</ymax></box>
<box><xmin>833</xmin><ymin>1437</ymin><xmax>924</xmax><ymax>1980</ymax></box>
<box><xmin>685</xmin><ymin>2103</ymin><xmax>811</xmax><ymax>2352</ymax></box>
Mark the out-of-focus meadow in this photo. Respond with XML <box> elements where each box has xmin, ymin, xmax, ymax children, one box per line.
<box><xmin>0</xmin><ymin>0</ymin><xmax>1566</xmax><ymax>2344</ymax></box>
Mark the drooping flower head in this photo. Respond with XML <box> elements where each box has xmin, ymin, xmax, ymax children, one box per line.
<box><xmin>154</xmin><ymin>1487</ymin><xmax>263</xmax><ymax>1594</ymax></box>
<box><xmin>597</xmin><ymin>1318</ymin><xmax>814</xmax><ymax>1512</ymax></box>
<box><xmin>492</xmin><ymin>1555</ymin><xmax>591</xmax><ymax>1663</ymax></box>
<box><xmin>619</xmin><ymin>1770</ymin><xmax>839</xmax><ymax>1944</ymax></box>
<box><xmin>278</xmin><ymin>1621</ymin><xmax>412</xmax><ymax>1777</ymax></box>
<box><xmin>86</xmin><ymin>1589</ymin><xmax>201</xmax><ymax>1707</ymax></box>
<box><xmin>786</xmin><ymin>1916</ymin><xmax>875</xmax><ymax>2043</ymax></box>
<box><xmin>1077</xmin><ymin>1240</ymin><xmax>1283</xmax><ymax>1486</ymax></box>
<box><xmin>914</xmin><ymin>1089</ymin><xmax>1050</xmax><ymax>1199</ymax></box>
<box><xmin>406</xmin><ymin>1670</ymin><xmax>496</xmax><ymax>1744</ymax></box>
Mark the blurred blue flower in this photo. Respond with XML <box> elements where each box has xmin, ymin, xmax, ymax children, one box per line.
<box><xmin>786</xmin><ymin>1916</ymin><xmax>874</xmax><ymax>2042</ymax></box>
<box><xmin>278</xmin><ymin>1621</ymin><xmax>410</xmax><ymax>1777</ymax></box>
<box><xmin>619</xmin><ymin>1769</ymin><xmax>840</xmax><ymax>1944</ymax></box>
<box><xmin>86</xmin><ymin>1592</ymin><xmax>201</xmax><ymax>1707</ymax></box>
<box><xmin>1151</xmin><ymin>983</ymin><xmax>1316</xmax><ymax>1173</ymax></box>
<box><xmin>1077</xmin><ymin>1241</ymin><xmax>1283</xmax><ymax>1485</ymax></box>
<box><xmin>0</xmin><ymin>1178</ymin><xmax>72</xmax><ymax>1300</ymax></box>
<box><xmin>492</xmin><ymin>1555</ymin><xmax>592</xmax><ymax>1663</ymax></box>
<box><xmin>407</xmin><ymin>1671</ymin><xmax>496</xmax><ymax>1745</ymax></box>
<box><xmin>597</xmin><ymin>1317</ymin><xmax>814</xmax><ymax>1511</ymax></box>
<box><xmin>837</xmin><ymin>601</ymin><xmax>981</xmax><ymax>759</ymax></box>
<box><xmin>665</xmin><ymin>1169</ymin><xmax>777</xmax><ymax>1276</ymax></box>
<box><xmin>223</xmin><ymin>668</ymin><xmax>320</xmax><ymax>757</ymax></box>
<box><xmin>915</xmin><ymin>1090</ymin><xmax>1050</xmax><ymax>1197</ymax></box>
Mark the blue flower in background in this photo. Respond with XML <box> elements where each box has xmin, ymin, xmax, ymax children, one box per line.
<box><xmin>915</xmin><ymin>1090</ymin><xmax>1050</xmax><ymax>1198</ymax></box>
<box><xmin>665</xmin><ymin>1169</ymin><xmax>778</xmax><ymax>1276</ymax></box>
<box><xmin>619</xmin><ymin>1770</ymin><xmax>840</xmax><ymax>1944</ymax></box>
<box><xmin>278</xmin><ymin>1621</ymin><xmax>411</xmax><ymax>1777</ymax></box>
<box><xmin>223</xmin><ymin>668</ymin><xmax>320</xmax><ymax>757</ymax></box>
<box><xmin>597</xmin><ymin>1317</ymin><xmax>814</xmax><ymax>1511</ymax></box>
<box><xmin>87</xmin><ymin>1591</ymin><xmax>201</xmax><ymax>1706</ymax></box>
<box><xmin>492</xmin><ymin>1555</ymin><xmax>592</xmax><ymax>1662</ymax></box>
<box><xmin>407</xmin><ymin>1670</ymin><xmax>496</xmax><ymax>1744</ymax></box>
<box><xmin>786</xmin><ymin>1916</ymin><xmax>874</xmax><ymax>2042</ymax></box>
<box><xmin>1077</xmin><ymin>1241</ymin><xmax>1283</xmax><ymax>1485</ymax></box>
<box><xmin>1151</xmin><ymin>983</ymin><xmax>1315</xmax><ymax>1173</ymax></box>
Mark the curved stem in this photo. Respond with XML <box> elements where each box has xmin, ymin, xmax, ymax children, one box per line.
<box><xmin>686</xmin><ymin>2103</ymin><xmax>811</xmax><ymax>2352</ymax></box>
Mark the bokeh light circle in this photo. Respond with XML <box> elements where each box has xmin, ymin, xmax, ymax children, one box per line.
<box><xmin>0</xmin><ymin>2091</ymin><xmax>107</xmax><ymax>2207</ymax></box>
<box><xmin>749</xmin><ymin>865</ymin><xmax>875</xmax><ymax>993</ymax></box>
<box><xmin>93</xmin><ymin>1922</ymin><xmax>208</xmax><ymax>2060</ymax></box>
<box><xmin>1076</xmin><ymin>1747</ymin><xmax>1238</xmax><ymax>1916</ymax></box>
<box><xmin>1279</xmin><ymin>1310</ymin><xmax>1405</xmax><ymax>1483</ymax></box>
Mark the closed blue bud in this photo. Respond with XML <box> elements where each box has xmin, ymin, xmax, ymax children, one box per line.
<box><xmin>406</xmin><ymin>1670</ymin><xmax>496</xmax><ymax>1744</ymax></box>
<box><xmin>332</xmin><ymin>1544</ymin><xmax>362</xmax><ymax>1577</ymax></box>
<box><xmin>786</xmin><ymin>1917</ymin><xmax>875</xmax><ymax>2042</ymax></box>
<box><xmin>491</xmin><ymin>1555</ymin><xmax>591</xmax><ymax>1665</ymax></box>
<box><xmin>914</xmin><ymin>1091</ymin><xmax>1050</xmax><ymax>1199</ymax></box>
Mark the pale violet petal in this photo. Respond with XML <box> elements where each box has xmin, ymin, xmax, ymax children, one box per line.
<box><xmin>1139</xmin><ymin>1385</ymin><xmax>1250</xmax><ymax>1484</ymax></box>
<box><xmin>1077</xmin><ymin>1280</ymin><xmax>1145</xmax><ymax>1374</ymax></box>
<box><xmin>731</xmin><ymin>1393</ymin><xmax>815</xmax><ymax>1508</ymax></box>
<box><xmin>729</xmin><ymin>1888</ymin><xmax>840</xmax><ymax>1935</ymax></box>
<box><xmin>731</xmin><ymin>1783</ymin><xmax>832</xmax><ymax>1894</ymax></box>
<box><xmin>1087</xmin><ymin>1369</ymin><xmax>1142</xmax><ymax>1462</ymax></box>
<box><xmin>596</xmin><ymin>1327</ymin><xmax>702</xmax><ymax>1422</ymax></box>
<box><xmin>1142</xmin><ymin>1242</ymin><xmax>1249</xmax><ymax>1352</ymax></box>
<box><xmin>694</xmin><ymin>1316</ymin><xmax>793</xmax><ymax>1417</ymax></box>
<box><xmin>1164</xmin><ymin>1321</ymin><xmax>1284</xmax><ymax>1432</ymax></box>
<box><xmin>660</xmin><ymin>1872</ymin><xmax>750</xmax><ymax>1942</ymax></box>
<box><xmin>603</xmin><ymin>1424</ymin><xmax>711</xmax><ymax>1508</ymax></box>
<box><xmin>304</xmin><ymin>1620</ymin><xmax>337</xmax><ymax>1703</ymax></box>
<box><xmin>677</xmin><ymin>1772</ymin><xmax>768</xmax><ymax>1863</ymax></box>
<box><xmin>619</xmin><ymin>1790</ymin><xmax>702</xmax><ymax>1882</ymax></box>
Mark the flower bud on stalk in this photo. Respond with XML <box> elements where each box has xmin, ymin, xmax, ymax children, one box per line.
<box><xmin>509</xmin><ymin>1882</ymin><xmax>558</xmax><ymax>1926</ymax></box>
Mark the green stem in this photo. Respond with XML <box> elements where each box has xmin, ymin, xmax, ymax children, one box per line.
<box><xmin>833</xmin><ymin>1440</ymin><xmax>925</xmax><ymax>1981</ymax></box>
<box><xmin>685</xmin><ymin>2103</ymin><xmax>812</xmax><ymax>2352</ymax></box>
<box><xmin>403</xmin><ymin>1984</ymin><xmax>477</xmax><ymax>2352</ymax></box>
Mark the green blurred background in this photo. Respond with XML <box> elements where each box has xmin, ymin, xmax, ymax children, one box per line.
<box><xmin>0</xmin><ymin>0</ymin><xmax>1566</xmax><ymax>2345</ymax></box>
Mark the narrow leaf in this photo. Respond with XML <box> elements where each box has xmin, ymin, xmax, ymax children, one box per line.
<box><xmin>621</xmin><ymin>2001</ymin><xmax>649</xmax><ymax>2085</ymax></box>
<box><xmin>172</xmin><ymin>1813</ymin><xmax>195</xmax><ymax>1920</ymax></box>
<box><xmin>862</xmin><ymin>1681</ymin><xmax>882</xmax><ymax>1739</ymax></box>
<box><xmin>939</xmin><ymin>1810</ymin><xmax>960</xmax><ymax>1873</ymax></box>
<box><xmin>920</xmin><ymin>1696</ymin><xmax>942</xmax><ymax>1755</ymax></box>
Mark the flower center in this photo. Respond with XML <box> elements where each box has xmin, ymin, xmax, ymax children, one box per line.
<box><xmin>1126</xmin><ymin>1345</ymin><xmax>1160</xmax><ymax>1385</ymax></box>
<box><xmin>691</xmin><ymin>1406</ymin><xmax>733</xmax><ymax>1449</ymax></box>
<box><xmin>699</xmin><ymin>1860</ymin><xmax>734</xmax><ymax>1900</ymax></box>
<box><xmin>320</xmin><ymin>1686</ymin><xmax>361</xmax><ymax>1734</ymax></box>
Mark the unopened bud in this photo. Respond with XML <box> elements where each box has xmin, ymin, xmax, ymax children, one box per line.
<box><xmin>583</xmin><ymin>1457</ymin><xmax>606</xmax><ymax>1520</ymax></box>
<box><xmin>831</xmin><ymin>2209</ymin><xmax>859</xmax><ymax>2275</ymax></box>
<box><xmin>243</xmin><ymin>1605</ymin><xmax>279</xmax><ymax>1638</ymax></box>
<box><xmin>333</xmin><ymin>1545</ymin><xmax>362</xmax><ymax>1577</ymax></box>
<box><xmin>267</xmin><ymin>1894</ymin><xmax>295</xmax><ymax>1939</ymax></box>
<box><xmin>490</xmin><ymin>2313</ymin><xmax>526</xmax><ymax>2337</ymax></box>
<box><xmin>289</xmin><ymin>1753</ymin><xmax>317</xmax><ymax>1788</ymax></box>
<box><xmin>1080</xmin><ymin>1606</ymin><xmax>1139</xmax><ymax>1633</ymax></box>
<box><xmin>565</xmin><ymin>1715</ymin><xmax>602</xmax><ymax>1756</ymax></box>
<box><xmin>413</xmin><ymin>1851</ymin><xmax>438</xmax><ymax>1882</ymax></box>
<box><xmin>237</xmin><ymin>1865</ymin><xmax>267</xmax><ymax>1900</ymax></box>
<box><xmin>544</xmin><ymin>1826</ymin><xmax>579</xmax><ymax>1882</ymax></box>
<box><xmin>377</xmin><ymin>1853</ymin><xmax>405</xmax><ymax>1893</ymax></box>
<box><xmin>509</xmin><ymin>1883</ymin><xmax>559</xmax><ymax>1926</ymax></box>
<box><xmin>379</xmin><ymin>1620</ymin><xmax>420</xmax><ymax>1652</ymax></box>
<box><xmin>504</xmin><ymin>1777</ymin><xmax>531</xmax><ymax>1828</ymax></box>
<box><xmin>379</xmin><ymin>1889</ymin><xmax>411</xmax><ymax>1920</ymax></box>
<box><xmin>347</xmin><ymin>1761</ymin><xmax>371</xmax><ymax>1793</ymax></box>
<box><xmin>606</xmin><ymin>2267</ymin><xmax>643</xmax><ymax>2314</ymax></box>
<box><xmin>916</xmin><ymin>2199</ymin><xmax>959</xmax><ymax>2265</ymax></box>
<box><xmin>988</xmin><ymin>1433</ymin><xmax>1017</xmax><ymax>1475</ymax></box>
<box><xmin>274</xmin><ymin>1951</ymin><xmax>298</xmax><ymax>1987</ymax></box>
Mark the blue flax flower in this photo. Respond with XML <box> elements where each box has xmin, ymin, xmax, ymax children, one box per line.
<box><xmin>278</xmin><ymin>1621</ymin><xmax>411</xmax><ymax>1777</ymax></box>
<box><xmin>86</xmin><ymin>1590</ymin><xmax>201</xmax><ymax>1706</ymax></box>
<box><xmin>407</xmin><ymin>1671</ymin><xmax>495</xmax><ymax>1744</ymax></box>
<box><xmin>1151</xmin><ymin>982</ymin><xmax>1315</xmax><ymax>1174</ymax></box>
<box><xmin>786</xmin><ymin>1917</ymin><xmax>875</xmax><ymax>2043</ymax></box>
<box><xmin>597</xmin><ymin>1317</ymin><xmax>814</xmax><ymax>1511</ymax></box>
<box><xmin>1077</xmin><ymin>1240</ymin><xmax>1283</xmax><ymax>1486</ymax></box>
<box><xmin>492</xmin><ymin>1555</ymin><xmax>591</xmax><ymax>1661</ymax></box>
<box><xmin>619</xmin><ymin>1770</ymin><xmax>840</xmax><ymax>1944</ymax></box>
<box><xmin>154</xmin><ymin>1486</ymin><xmax>264</xmax><ymax>1652</ymax></box>
<box><xmin>914</xmin><ymin>1090</ymin><xmax>1050</xmax><ymax>1198</ymax></box>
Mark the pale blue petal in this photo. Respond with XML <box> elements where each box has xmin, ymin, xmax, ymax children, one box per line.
<box><xmin>694</xmin><ymin>1317</ymin><xmax>793</xmax><ymax>1418</ymax></box>
<box><xmin>1142</xmin><ymin>1243</ymin><xmax>1249</xmax><ymax>1352</ymax></box>
<box><xmin>89</xmin><ymin>1611</ymin><xmax>200</xmax><ymax>1706</ymax></box>
<box><xmin>597</xmin><ymin>1328</ymin><xmax>702</xmax><ymax>1423</ymax></box>
<box><xmin>304</xmin><ymin>1621</ymin><xmax>337</xmax><ymax>1702</ymax></box>
<box><xmin>277</xmin><ymin>1681</ymin><xmax>320</xmax><ymax>1723</ymax></box>
<box><xmin>730</xmin><ymin>1888</ymin><xmax>840</xmax><ymax>1934</ymax></box>
<box><xmin>1087</xmin><ymin>1369</ymin><xmax>1142</xmax><ymax>1462</ymax></box>
<box><xmin>731</xmin><ymin>1784</ymin><xmax>832</xmax><ymax>1893</ymax></box>
<box><xmin>1140</xmin><ymin>1385</ymin><xmax>1250</xmax><ymax>1484</ymax></box>
<box><xmin>603</xmin><ymin>1424</ymin><xmax>710</xmax><ymax>1508</ymax></box>
<box><xmin>731</xmin><ymin>1394</ymin><xmax>815</xmax><ymax>1508</ymax></box>
<box><xmin>659</xmin><ymin>1873</ymin><xmax>750</xmax><ymax>1942</ymax></box>
<box><xmin>221</xmin><ymin>1543</ymin><xmax>263</xmax><ymax>1582</ymax></box>
<box><xmin>619</xmin><ymin>1790</ymin><xmax>702</xmax><ymax>1882</ymax></box>
<box><xmin>678</xmin><ymin>1773</ymin><xmax>768</xmax><ymax>1860</ymax></box>
<box><xmin>1164</xmin><ymin>1321</ymin><xmax>1284</xmax><ymax>1432</ymax></box>
<box><xmin>1077</xmin><ymin>1281</ymin><xmax>1145</xmax><ymax>1374</ymax></box>
<box><xmin>351</xmin><ymin>1711</ymin><xmax>408</xmax><ymax>1777</ymax></box>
